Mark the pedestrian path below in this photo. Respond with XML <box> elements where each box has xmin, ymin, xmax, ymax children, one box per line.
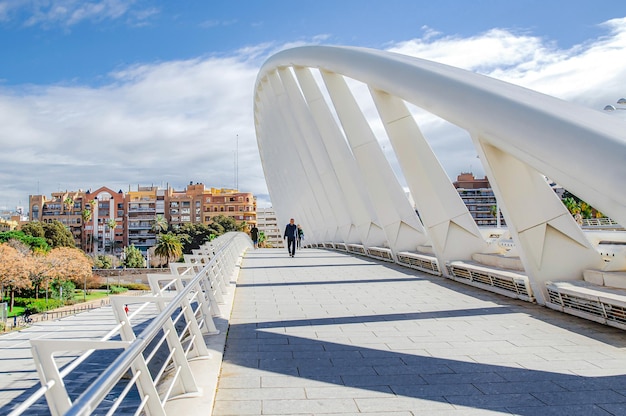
<box><xmin>0</xmin><ymin>302</ymin><xmax>158</xmax><ymax>415</ymax></box>
<box><xmin>213</xmin><ymin>248</ymin><xmax>626</xmax><ymax>416</ymax></box>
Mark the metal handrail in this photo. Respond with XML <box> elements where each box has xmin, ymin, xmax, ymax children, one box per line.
<box><xmin>5</xmin><ymin>232</ymin><xmax>248</xmax><ymax>416</ymax></box>
<box><xmin>64</xmin><ymin>232</ymin><xmax>247</xmax><ymax>416</ymax></box>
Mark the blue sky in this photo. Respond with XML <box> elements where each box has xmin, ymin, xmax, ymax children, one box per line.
<box><xmin>2</xmin><ymin>0</ymin><xmax>623</xmax><ymax>85</ymax></box>
<box><xmin>1</xmin><ymin>0</ymin><xmax>626</xmax><ymax>211</ymax></box>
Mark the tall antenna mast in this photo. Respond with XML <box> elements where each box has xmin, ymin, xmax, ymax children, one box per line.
<box><xmin>236</xmin><ymin>134</ymin><xmax>239</xmax><ymax>190</ymax></box>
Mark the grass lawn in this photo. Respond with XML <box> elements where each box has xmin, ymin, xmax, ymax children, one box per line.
<box><xmin>72</xmin><ymin>290</ymin><xmax>109</xmax><ymax>302</ymax></box>
<box><xmin>7</xmin><ymin>306</ymin><xmax>26</xmax><ymax>318</ymax></box>
<box><xmin>3</xmin><ymin>291</ymin><xmax>109</xmax><ymax>317</ymax></box>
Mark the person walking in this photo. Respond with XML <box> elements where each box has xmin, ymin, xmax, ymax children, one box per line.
<box><xmin>250</xmin><ymin>225</ymin><xmax>259</xmax><ymax>249</ymax></box>
<box><xmin>297</xmin><ymin>224</ymin><xmax>304</xmax><ymax>249</ymax></box>
<box><xmin>284</xmin><ymin>218</ymin><xmax>298</xmax><ymax>257</ymax></box>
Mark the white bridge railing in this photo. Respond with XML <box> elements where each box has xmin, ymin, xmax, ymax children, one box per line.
<box><xmin>9</xmin><ymin>232</ymin><xmax>251</xmax><ymax>416</ymax></box>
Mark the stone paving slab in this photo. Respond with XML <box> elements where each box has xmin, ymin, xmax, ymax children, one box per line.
<box><xmin>213</xmin><ymin>248</ymin><xmax>626</xmax><ymax>416</ymax></box>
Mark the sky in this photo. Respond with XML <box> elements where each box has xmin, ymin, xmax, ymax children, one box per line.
<box><xmin>1</xmin><ymin>0</ymin><xmax>626</xmax><ymax>212</ymax></box>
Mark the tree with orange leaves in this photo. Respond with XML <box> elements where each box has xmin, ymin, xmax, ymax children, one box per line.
<box><xmin>45</xmin><ymin>247</ymin><xmax>93</xmax><ymax>289</ymax></box>
<box><xmin>0</xmin><ymin>243</ymin><xmax>31</xmax><ymax>312</ymax></box>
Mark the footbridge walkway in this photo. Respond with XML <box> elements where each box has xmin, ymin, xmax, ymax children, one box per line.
<box><xmin>3</xmin><ymin>244</ymin><xmax>626</xmax><ymax>415</ymax></box>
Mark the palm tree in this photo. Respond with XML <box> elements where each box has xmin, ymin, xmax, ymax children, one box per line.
<box><xmin>106</xmin><ymin>218</ymin><xmax>117</xmax><ymax>254</ymax></box>
<box><xmin>63</xmin><ymin>196</ymin><xmax>74</xmax><ymax>214</ymax></box>
<box><xmin>89</xmin><ymin>199</ymin><xmax>98</xmax><ymax>253</ymax></box>
<box><xmin>63</xmin><ymin>196</ymin><xmax>74</xmax><ymax>229</ymax></box>
<box><xmin>152</xmin><ymin>214</ymin><xmax>168</xmax><ymax>239</ymax></box>
<box><xmin>81</xmin><ymin>208</ymin><xmax>92</xmax><ymax>251</ymax></box>
<box><xmin>154</xmin><ymin>233</ymin><xmax>182</xmax><ymax>267</ymax></box>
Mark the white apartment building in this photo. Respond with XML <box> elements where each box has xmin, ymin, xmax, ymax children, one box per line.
<box><xmin>256</xmin><ymin>207</ymin><xmax>284</xmax><ymax>248</ymax></box>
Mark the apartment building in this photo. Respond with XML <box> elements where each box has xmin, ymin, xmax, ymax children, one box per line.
<box><xmin>125</xmin><ymin>186</ymin><xmax>165</xmax><ymax>253</ymax></box>
<box><xmin>453</xmin><ymin>172</ymin><xmax>505</xmax><ymax>227</ymax></box>
<box><xmin>29</xmin><ymin>191</ymin><xmax>88</xmax><ymax>249</ymax></box>
<box><xmin>29</xmin><ymin>183</ymin><xmax>257</xmax><ymax>254</ymax></box>
<box><xmin>28</xmin><ymin>187</ymin><xmax>125</xmax><ymax>253</ymax></box>
<box><xmin>198</xmin><ymin>186</ymin><xmax>256</xmax><ymax>226</ymax></box>
<box><xmin>256</xmin><ymin>207</ymin><xmax>284</xmax><ymax>248</ymax></box>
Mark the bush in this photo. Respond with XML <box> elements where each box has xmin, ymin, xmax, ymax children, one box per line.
<box><xmin>12</xmin><ymin>297</ymin><xmax>31</xmax><ymax>307</ymax></box>
<box><xmin>123</xmin><ymin>283</ymin><xmax>150</xmax><ymax>291</ymax></box>
<box><xmin>24</xmin><ymin>299</ymin><xmax>64</xmax><ymax>314</ymax></box>
<box><xmin>50</xmin><ymin>280</ymin><xmax>76</xmax><ymax>301</ymax></box>
<box><xmin>101</xmin><ymin>283</ymin><xmax>150</xmax><ymax>292</ymax></box>
<box><xmin>108</xmin><ymin>285</ymin><xmax>128</xmax><ymax>294</ymax></box>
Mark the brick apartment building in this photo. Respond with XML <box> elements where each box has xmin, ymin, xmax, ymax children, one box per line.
<box><xmin>453</xmin><ymin>172</ymin><xmax>505</xmax><ymax>227</ymax></box>
<box><xmin>29</xmin><ymin>183</ymin><xmax>256</xmax><ymax>254</ymax></box>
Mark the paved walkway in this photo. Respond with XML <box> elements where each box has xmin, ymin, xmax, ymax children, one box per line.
<box><xmin>213</xmin><ymin>248</ymin><xmax>626</xmax><ymax>416</ymax></box>
<box><xmin>0</xmin><ymin>301</ymin><xmax>158</xmax><ymax>415</ymax></box>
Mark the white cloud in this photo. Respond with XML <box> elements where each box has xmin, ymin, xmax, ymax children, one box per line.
<box><xmin>379</xmin><ymin>19</ymin><xmax>626</xmax><ymax>183</ymax></box>
<box><xmin>1</xmin><ymin>19</ymin><xmax>626</xmax><ymax>212</ymax></box>
<box><xmin>0</xmin><ymin>0</ymin><xmax>155</xmax><ymax>27</ymax></box>
<box><xmin>0</xmin><ymin>49</ymin><xmax>269</xmax><ymax>210</ymax></box>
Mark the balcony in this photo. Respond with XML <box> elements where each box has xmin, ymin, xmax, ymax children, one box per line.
<box><xmin>128</xmin><ymin>207</ymin><xmax>156</xmax><ymax>213</ymax></box>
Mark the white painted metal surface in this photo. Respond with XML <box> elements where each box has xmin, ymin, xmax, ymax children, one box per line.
<box><xmin>254</xmin><ymin>45</ymin><xmax>626</xmax><ymax>305</ymax></box>
<box><xmin>10</xmin><ymin>232</ymin><xmax>250</xmax><ymax>416</ymax></box>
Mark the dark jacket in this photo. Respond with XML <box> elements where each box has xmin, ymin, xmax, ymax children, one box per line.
<box><xmin>284</xmin><ymin>223</ymin><xmax>298</xmax><ymax>239</ymax></box>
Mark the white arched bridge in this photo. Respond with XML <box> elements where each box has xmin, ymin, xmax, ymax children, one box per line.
<box><xmin>6</xmin><ymin>46</ymin><xmax>626</xmax><ymax>416</ymax></box>
<box><xmin>254</xmin><ymin>45</ymin><xmax>626</xmax><ymax>321</ymax></box>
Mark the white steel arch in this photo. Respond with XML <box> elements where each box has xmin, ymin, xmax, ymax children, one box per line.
<box><xmin>254</xmin><ymin>45</ymin><xmax>626</xmax><ymax>305</ymax></box>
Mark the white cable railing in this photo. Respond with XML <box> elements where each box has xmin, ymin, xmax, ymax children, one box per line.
<box><xmin>8</xmin><ymin>231</ymin><xmax>251</xmax><ymax>416</ymax></box>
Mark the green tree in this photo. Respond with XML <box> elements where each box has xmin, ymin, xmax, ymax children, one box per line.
<box><xmin>81</xmin><ymin>209</ymin><xmax>92</xmax><ymax>250</ymax></box>
<box><xmin>171</xmin><ymin>223</ymin><xmax>213</xmax><ymax>254</ymax></box>
<box><xmin>92</xmin><ymin>254</ymin><xmax>113</xmax><ymax>269</ymax></box>
<box><xmin>50</xmin><ymin>279</ymin><xmax>75</xmax><ymax>302</ymax></box>
<box><xmin>154</xmin><ymin>233</ymin><xmax>183</xmax><ymax>267</ymax></box>
<box><xmin>88</xmin><ymin>199</ymin><xmax>97</xmax><ymax>253</ymax></box>
<box><xmin>63</xmin><ymin>196</ymin><xmax>74</xmax><ymax>228</ymax></box>
<box><xmin>152</xmin><ymin>214</ymin><xmax>168</xmax><ymax>236</ymax></box>
<box><xmin>561</xmin><ymin>191</ymin><xmax>603</xmax><ymax>220</ymax></box>
<box><xmin>106</xmin><ymin>218</ymin><xmax>117</xmax><ymax>254</ymax></box>
<box><xmin>562</xmin><ymin>197</ymin><xmax>580</xmax><ymax>216</ymax></box>
<box><xmin>81</xmin><ymin>209</ymin><xmax>92</xmax><ymax>223</ymax></box>
<box><xmin>20</xmin><ymin>222</ymin><xmax>45</xmax><ymax>239</ymax></box>
<box><xmin>211</xmin><ymin>215</ymin><xmax>238</xmax><ymax>233</ymax></box>
<box><xmin>63</xmin><ymin>196</ymin><xmax>74</xmax><ymax>213</ymax></box>
<box><xmin>123</xmin><ymin>245</ymin><xmax>145</xmax><ymax>268</ymax></box>
<box><xmin>32</xmin><ymin>220</ymin><xmax>75</xmax><ymax>248</ymax></box>
<box><xmin>0</xmin><ymin>230</ymin><xmax>49</xmax><ymax>252</ymax></box>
